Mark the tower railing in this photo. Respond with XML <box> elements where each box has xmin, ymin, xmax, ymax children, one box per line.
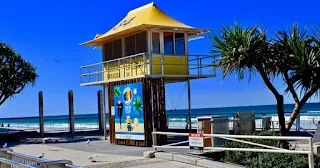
<box><xmin>80</xmin><ymin>52</ymin><xmax>215</xmax><ymax>86</ymax></box>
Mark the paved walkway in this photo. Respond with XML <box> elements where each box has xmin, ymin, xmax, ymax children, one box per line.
<box><xmin>11</xmin><ymin>143</ymin><xmax>143</xmax><ymax>167</ymax></box>
<box><xmin>87</xmin><ymin>159</ymin><xmax>201</xmax><ymax>168</ymax></box>
<box><xmin>48</xmin><ymin>138</ymin><xmax>152</xmax><ymax>156</ymax></box>
<box><xmin>9</xmin><ymin>138</ymin><xmax>201</xmax><ymax>167</ymax></box>
<box><xmin>130</xmin><ymin>161</ymin><xmax>201</xmax><ymax>168</ymax></box>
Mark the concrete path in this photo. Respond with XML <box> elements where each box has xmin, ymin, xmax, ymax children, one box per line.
<box><xmin>9</xmin><ymin>139</ymin><xmax>202</xmax><ymax>167</ymax></box>
<box><xmin>10</xmin><ymin>144</ymin><xmax>143</xmax><ymax>167</ymax></box>
<box><xmin>9</xmin><ymin>137</ymin><xmax>239</xmax><ymax>167</ymax></box>
<box><xmin>48</xmin><ymin>139</ymin><xmax>152</xmax><ymax>156</ymax></box>
<box><xmin>86</xmin><ymin>158</ymin><xmax>200</xmax><ymax>168</ymax></box>
<box><xmin>130</xmin><ymin>161</ymin><xmax>201</xmax><ymax>168</ymax></box>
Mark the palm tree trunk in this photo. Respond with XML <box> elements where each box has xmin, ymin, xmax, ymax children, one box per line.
<box><xmin>276</xmin><ymin>95</ymin><xmax>287</xmax><ymax>136</ymax></box>
<box><xmin>258</xmin><ymin>70</ymin><xmax>287</xmax><ymax>135</ymax></box>
<box><xmin>258</xmin><ymin>68</ymin><xmax>288</xmax><ymax>148</ymax></box>
<box><xmin>276</xmin><ymin>95</ymin><xmax>289</xmax><ymax>149</ymax></box>
<box><xmin>285</xmin><ymin>87</ymin><xmax>318</xmax><ymax>132</ymax></box>
<box><xmin>286</xmin><ymin>103</ymin><xmax>301</xmax><ymax>132</ymax></box>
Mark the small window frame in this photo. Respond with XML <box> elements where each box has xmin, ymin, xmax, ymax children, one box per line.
<box><xmin>150</xmin><ymin>30</ymin><xmax>188</xmax><ymax>55</ymax></box>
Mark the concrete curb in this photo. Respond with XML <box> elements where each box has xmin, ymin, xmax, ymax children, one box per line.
<box><xmin>154</xmin><ymin>152</ymin><xmax>245</xmax><ymax>168</ymax></box>
<box><xmin>197</xmin><ymin>159</ymin><xmax>245</xmax><ymax>168</ymax></box>
<box><xmin>173</xmin><ymin>154</ymin><xmax>201</xmax><ymax>165</ymax></box>
<box><xmin>154</xmin><ymin>152</ymin><xmax>174</xmax><ymax>160</ymax></box>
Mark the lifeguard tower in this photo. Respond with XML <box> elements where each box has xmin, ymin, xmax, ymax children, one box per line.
<box><xmin>80</xmin><ymin>2</ymin><xmax>215</xmax><ymax>147</ymax></box>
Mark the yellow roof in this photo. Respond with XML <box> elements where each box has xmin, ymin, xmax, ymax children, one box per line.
<box><xmin>81</xmin><ymin>2</ymin><xmax>209</xmax><ymax>46</ymax></box>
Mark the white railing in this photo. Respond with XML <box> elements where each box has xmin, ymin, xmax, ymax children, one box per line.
<box><xmin>152</xmin><ymin>131</ymin><xmax>315</xmax><ymax>168</ymax></box>
<box><xmin>166</xmin><ymin>112</ymin><xmax>320</xmax><ymax>132</ymax></box>
<box><xmin>170</xmin><ymin>116</ymin><xmax>272</xmax><ymax>131</ymax></box>
<box><xmin>0</xmin><ymin>157</ymin><xmax>36</xmax><ymax>168</ymax></box>
<box><xmin>0</xmin><ymin>149</ymin><xmax>80</xmax><ymax>168</ymax></box>
<box><xmin>80</xmin><ymin>53</ymin><xmax>215</xmax><ymax>85</ymax></box>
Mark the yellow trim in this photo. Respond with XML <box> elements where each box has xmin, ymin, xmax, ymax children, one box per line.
<box><xmin>102</xmin><ymin>55</ymin><xmax>188</xmax><ymax>81</ymax></box>
<box><xmin>95</xmin><ymin>34</ymin><xmax>103</xmax><ymax>39</ymax></box>
<box><xmin>152</xmin><ymin>55</ymin><xmax>188</xmax><ymax>75</ymax></box>
<box><xmin>103</xmin><ymin>58</ymin><xmax>149</xmax><ymax>81</ymax></box>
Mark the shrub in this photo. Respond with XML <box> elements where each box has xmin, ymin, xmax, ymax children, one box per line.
<box><xmin>221</xmin><ymin>131</ymin><xmax>320</xmax><ymax>168</ymax></box>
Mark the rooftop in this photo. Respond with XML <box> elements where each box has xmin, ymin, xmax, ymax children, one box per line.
<box><xmin>81</xmin><ymin>2</ymin><xmax>209</xmax><ymax>46</ymax></box>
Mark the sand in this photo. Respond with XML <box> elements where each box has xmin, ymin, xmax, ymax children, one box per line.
<box><xmin>115</xmin><ymin>123</ymin><xmax>144</xmax><ymax>133</ymax></box>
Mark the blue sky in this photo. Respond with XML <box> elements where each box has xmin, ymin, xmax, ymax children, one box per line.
<box><xmin>0</xmin><ymin>0</ymin><xmax>319</xmax><ymax>117</ymax></box>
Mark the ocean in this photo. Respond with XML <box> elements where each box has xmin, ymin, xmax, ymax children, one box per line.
<box><xmin>0</xmin><ymin>103</ymin><xmax>320</xmax><ymax>131</ymax></box>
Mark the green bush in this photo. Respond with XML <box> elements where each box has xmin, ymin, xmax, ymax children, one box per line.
<box><xmin>221</xmin><ymin>131</ymin><xmax>320</xmax><ymax>168</ymax></box>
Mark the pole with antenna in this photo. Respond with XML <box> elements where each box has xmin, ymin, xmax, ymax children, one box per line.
<box><xmin>187</xmin><ymin>80</ymin><xmax>192</xmax><ymax>131</ymax></box>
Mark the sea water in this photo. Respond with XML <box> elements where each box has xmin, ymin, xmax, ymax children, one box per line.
<box><xmin>0</xmin><ymin>103</ymin><xmax>320</xmax><ymax>131</ymax></box>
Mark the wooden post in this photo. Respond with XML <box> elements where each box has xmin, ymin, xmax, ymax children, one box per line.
<box><xmin>103</xmin><ymin>85</ymin><xmax>107</xmax><ymax>139</ymax></box>
<box><xmin>98</xmin><ymin>90</ymin><xmax>103</xmax><ymax>133</ymax></box>
<box><xmin>160</xmin><ymin>78</ymin><xmax>167</xmax><ymax>144</ymax></box>
<box><xmin>98</xmin><ymin>89</ymin><xmax>107</xmax><ymax>138</ymax></box>
<box><xmin>107</xmin><ymin>83</ymin><xmax>115</xmax><ymax>143</ymax></box>
<box><xmin>68</xmin><ymin>91</ymin><xmax>75</xmax><ymax>135</ymax></box>
<box><xmin>38</xmin><ymin>91</ymin><xmax>44</xmax><ymax>137</ymax></box>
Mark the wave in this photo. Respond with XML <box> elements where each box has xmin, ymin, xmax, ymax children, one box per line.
<box><xmin>2</xmin><ymin>114</ymin><xmax>320</xmax><ymax>130</ymax></box>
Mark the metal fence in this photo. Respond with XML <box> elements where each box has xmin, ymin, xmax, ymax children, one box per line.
<box><xmin>152</xmin><ymin>131</ymin><xmax>315</xmax><ymax>168</ymax></box>
<box><xmin>0</xmin><ymin>149</ymin><xmax>80</xmax><ymax>168</ymax></box>
<box><xmin>166</xmin><ymin>111</ymin><xmax>320</xmax><ymax>132</ymax></box>
<box><xmin>0</xmin><ymin>157</ymin><xmax>36</xmax><ymax>168</ymax></box>
<box><xmin>0</xmin><ymin>116</ymin><xmax>101</xmax><ymax>133</ymax></box>
<box><xmin>80</xmin><ymin>52</ymin><xmax>215</xmax><ymax>85</ymax></box>
<box><xmin>1</xmin><ymin>111</ymin><xmax>320</xmax><ymax>134</ymax></box>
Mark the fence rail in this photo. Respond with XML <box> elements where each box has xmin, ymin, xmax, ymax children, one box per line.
<box><xmin>0</xmin><ymin>111</ymin><xmax>320</xmax><ymax>134</ymax></box>
<box><xmin>166</xmin><ymin>111</ymin><xmax>320</xmax><ymax>131</ymax></box>
<box><xmin>152</xmin><ymin>131</ymin><xmax>315</xmax><ymax>168</ymax></box>
<box><xmin>0</xmin><ymin>116</ymin><xmax>101</xmax><ymax>133</ymax></box>
<box><xmin>0</xmin><ymin>149</ymin><xmax>80</xmax><ymax>168</ymax></box>
<box><xmin>0</xmin><ymin>157</ymin><xmax>36</xmax><ymax>168</ymax></box>
<box><xmin>80</xmin><ymin>52</ymin><xmax>215</xmax><ymax>85</ymax></box>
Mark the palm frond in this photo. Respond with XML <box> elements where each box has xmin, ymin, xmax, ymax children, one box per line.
<box><xmin>274</xmin><ymin>24</ymin><xmax>320</xmax><ymax>96</ymax></box>
<box><xmin>114</xmin><ymin>87</ymin><xmax>121</xmax><ymax>98</ymax></box>
<box><xmin>133</xmin><ymin>96</ymin><xmax>143</xmax><ymax>114</ymax></box>
<box><xmin>210</xmin><ymin>23</ymin><xmax>269</xmax><ymax>81</ymax></box>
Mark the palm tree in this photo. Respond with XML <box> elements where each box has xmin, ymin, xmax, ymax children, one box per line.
<box><xmin>273</xmin><ymin>25</ymin><xmax>320</xmax><ymax>132</ymax></box>
<box><xmin>211</xmin><ymin>23</ymin><xmax>287</xmax><ymax>138</ymax></box>
<box><xmin>212</xmin><ymin>23</ymin><xmax>320</xmax><ymax>142</ymax></box>
<box><xmin>0</xmin><ymin>42</ymin><xmax>38</xmax><ymax>106</ymax></box>
<box><xmin>114</xmin><ymin>87</ymin><xmax>121</xmax><ymax>98</ymax></box>
<box><xmin>133</xmin><ymin>96</ymin><xmax>143</xmax><ymax>115</ymax></box>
